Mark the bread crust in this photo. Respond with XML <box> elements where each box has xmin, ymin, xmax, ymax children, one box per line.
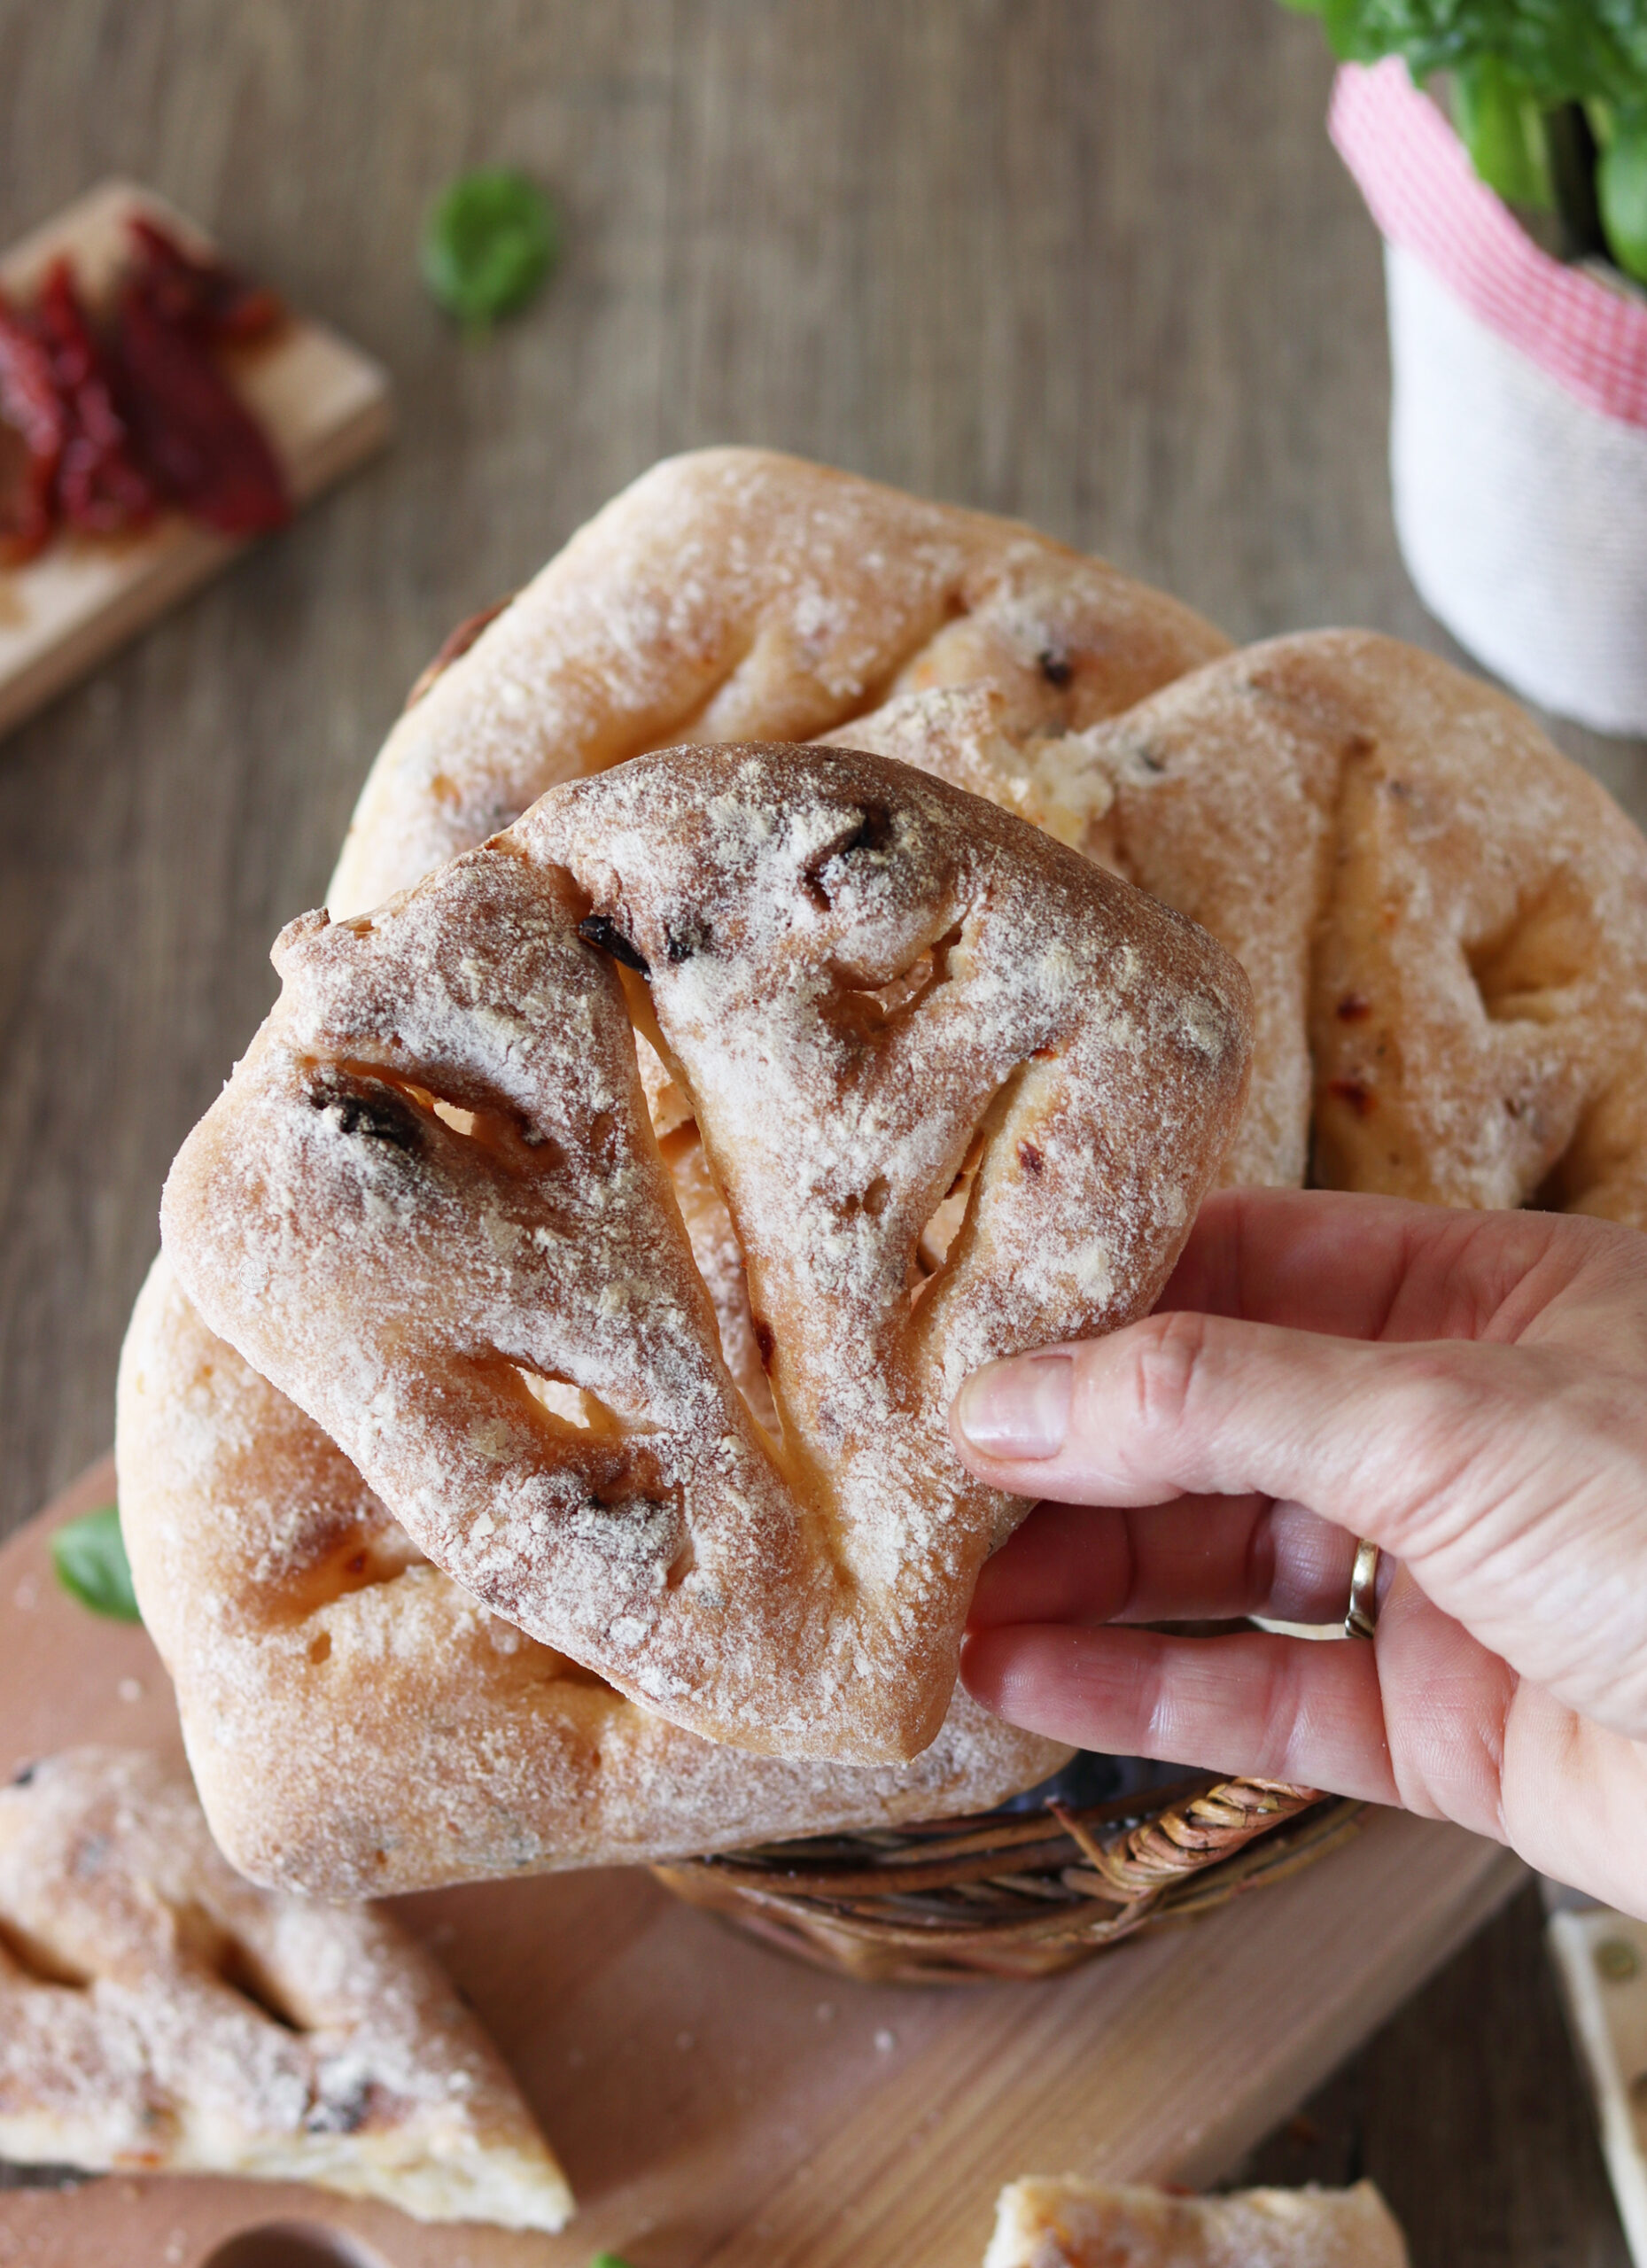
<box><xmin>0</xmin><ymin>1749</ymin><xmax>572</xmax><ymax>2227</ymax></box>
<box><xmin>135</xmin><ymin>449</ymin><xmax>1647</xmax><ymax>1890</ymax></box>
<box><xmin>1073</xmin><ymin>633</ymin><xmax>1647</xmax><ymax>1218</ymax></box>
<box><xmin>327</xmin><ymin>447</ymin><xmax>1231</xmax><ymax>919</ymax></box>
<box><xmin>332</xmin><ymin>444</ymin><xmax>1647</xmax><ymax>1223</ymax></box>
<box><xmin>983</xmin><ymin>2176</ymin><xmax>1409</xmax><ymax>2268</ymax></box>
<box><xmin>822</xmin><ymin>633</ymin><xmax>1647</xmax><ymax>1221</ymax></box>
<box><xmin>160</xmin><ymin>743</ymin><xmax>1253</xmax><ymax>1764</ymax></box>
<box><xmin>117</xmin><ymin>1254</ymin><xmax>1071</xmax><ymax>1896</ymax></box>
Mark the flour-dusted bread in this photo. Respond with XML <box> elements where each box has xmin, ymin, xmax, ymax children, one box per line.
<box><xmin>332</xmin><ymin>447</ymin><xmax>1647</xmax><ymax>1226</ymax></box>
<box><xmin>117</xmin><ymin>1255</ymin><xmax>1070</xmax><ymax>1897</ymax></box>
<box><xmin>328</xmin><ymin>446</ymin><xmax>1230</xmax><ymax>919</ymax></box>
<box><xmin>160</xmin><ymin>742</ymin><xmax>1252</xmax><ymax>1765</ymax></box>
<box><xmin>0</xmin><ymin>1750</ymin><xmax>572</xmax><ymax>2228</ymax></box>
<box><xmin>833</xmin><ymin>633</ymin><xmax>1647</xmax><ymax>1219</ymax></box>
<box><xmin>983</xmin><ymin>2177</ymin><xmax>1409</xmax><ymax>2268</ymax></box>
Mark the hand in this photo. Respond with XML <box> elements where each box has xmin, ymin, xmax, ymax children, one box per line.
<box><xmin>949</xmin><ymin>1187</ymin><xmax>1647</xmax><ymax>1916</ymax></box>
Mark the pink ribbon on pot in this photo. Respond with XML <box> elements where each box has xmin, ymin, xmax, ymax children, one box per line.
<box><xmin>1330</xmin><ymin>58</ymin><xmax>1647</xmax><ymax>432</ymax></box>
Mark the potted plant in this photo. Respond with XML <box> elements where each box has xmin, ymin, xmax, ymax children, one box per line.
<box><xmin>1284</xmin><ymin>2</ymin><xmax>1647</xmax><ymax>735</ymax></box>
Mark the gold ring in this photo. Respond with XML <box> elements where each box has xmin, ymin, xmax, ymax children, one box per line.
<box><xmin>1344</xmin><ymin>1537</ymin><xmax>1382</xmax><ymax>1640</ymax></box>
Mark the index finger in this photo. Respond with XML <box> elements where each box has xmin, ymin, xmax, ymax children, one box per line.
<box><xmin>1159</xmin><ymin>1187</ymin><xmax>1584</xmax><ymax>1345</ymax></box>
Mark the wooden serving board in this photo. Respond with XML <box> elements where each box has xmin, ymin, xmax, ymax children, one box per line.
<box><xmin>0</xmin><ymin>1459</ymin><xmax>1523</xmax><ymax>2268</ymax></box>
<box><xmin>0</xmin><ymin>180</ymin><xmax>392</xmax><ymax>743</ymax></box>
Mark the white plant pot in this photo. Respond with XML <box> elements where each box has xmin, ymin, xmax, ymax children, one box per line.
<box><xmin>1386</xmin><ymin>242</ymin><xmax>1647</xmax><ymax>736</ymax></box>
<box><xmin>1331</xmin><ymin>59</ymin><xmax>1647</xmax><ymax>739</ymax></box>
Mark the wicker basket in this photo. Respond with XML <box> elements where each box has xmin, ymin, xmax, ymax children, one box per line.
<box><xmin>654</xmin><ymin>1771</ymin><xmax>1362</xmax><ymax>1985</ymax></box>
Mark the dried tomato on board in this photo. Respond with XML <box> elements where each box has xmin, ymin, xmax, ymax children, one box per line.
<box><xmin>113</xmin><ymin>269</ymin><xmax>291</xmax><ymax>537</ymax></box>
<box><xmin>35</xmin><ymin>258</ymin><xmax>158</xmax><ymax>536</ymax></box>
<box><xmin>0</xmin><ymin>289</ymin><xmax>67</xmax><ymax>563</ymax></box>
<box><xmin>127</xmin><ymin>216</ymin><xmax>284</xmax><ymax>345</ymax></box>
<box><xmin>3</xmin><ymin>214</ymin><xmax>291</xmax><ymax>562</ymax></box>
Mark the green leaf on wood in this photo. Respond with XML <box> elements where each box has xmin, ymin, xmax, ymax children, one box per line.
<box><xmin>51</xmin><ymin>1504</ymin><xmax>141</xmax><ymax>1623</ymax></box>
<box><xmin>421</xmin><ymin>168</ymin><xmax>560</xmax><ymax>330</ymax></box>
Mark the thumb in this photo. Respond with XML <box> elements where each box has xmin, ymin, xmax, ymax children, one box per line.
<box><xmin>949</xmin><ymin>1309</ymin><xmax>1533</xmax><ymax>1560</ymax></box>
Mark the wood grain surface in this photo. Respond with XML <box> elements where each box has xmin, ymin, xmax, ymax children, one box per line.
<box><xmin>0</xmin><ymin>5</ymin><xmax>1638</xmax><ymax>2264</ymax></box>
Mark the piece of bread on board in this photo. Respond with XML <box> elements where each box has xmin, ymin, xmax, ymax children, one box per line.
<box><xmin>0</xmin><ymin>1748</ymin><xmax>572</xmax><ymax>2227</ymax></box>
<box><xmin>983</xmin><ymin>2175</ymin><xmax>1409</xmax><ymax>2268</ymax></box>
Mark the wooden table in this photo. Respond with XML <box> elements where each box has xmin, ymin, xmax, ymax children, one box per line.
<box><xmin>0</xmin><ymin>5</ymin><xmax>1637</xmax><ymax>2262</ymax></box>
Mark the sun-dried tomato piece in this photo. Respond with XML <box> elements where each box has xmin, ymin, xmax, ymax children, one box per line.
<box><xmin>114</xmin><ymin>272</ymin><xmax>291</xmax><ymax>536</ymax></box>
<box><xmin>0</xmin><ymin>288</ymin><xmax>67</xmax><ymax>563</ymax></box>
<box><xmin>128</xmin><ymin>215</ymin><xmax>284</xmax><ymax>344</ymax></box>
<box><xmin>35</xmin><ymin>258</ymin><xmax>158</xmax><ymax>537</ymax></box>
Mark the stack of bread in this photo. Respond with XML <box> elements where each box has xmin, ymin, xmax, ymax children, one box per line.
<box><xmin>115</xmin><ymin>448</ymin><xmax>1647</xmax><ymax>1911</ymax></box>
<box><xmin>0</xmin><ymin>445</ymin><xmax>1611</xmax><ymax>2241</ymax></box>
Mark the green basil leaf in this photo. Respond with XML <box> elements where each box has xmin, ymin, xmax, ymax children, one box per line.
<box><xmin>1288</xmin><ymin>2</ymin><xmax>1647</xmax><ymax>113</ymax></box>
<box><xmin>1283</xmin><ymin>0</ymin><xmax>1647</xmax><ymax>274</ymax></box>
<box><xmin>1599</xmin><ymin>116</ymin><xmax>1647</xmax><ymax>280</ymax></box>
<box><xmin>422</xmin><ymin>168</ymin><xmax>560</xmax><ymax>330</ymax></box>
<box><xmin>1454</xmin><ymin>55</ymin><xmax>1555</xmax><ymax>207</ymax></box>
<box><xmin>51</xmin><ymin>1504</ymin><xmax>142</xmax><ymax>1623</ymax></box>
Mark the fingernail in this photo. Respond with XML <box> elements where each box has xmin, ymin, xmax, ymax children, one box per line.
<box><xmin>954</xmin><ymin>1355</ymin><xmax>1073</xmax><ymax>1460</ymax></box>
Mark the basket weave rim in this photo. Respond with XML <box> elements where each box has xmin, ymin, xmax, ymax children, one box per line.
<box><xmin>656</xmin><ymin>1773</ymin><xmax>1360</xmax><ymax>1953</ymax></box>
<box><xmin>685</xmin><ymin>1769</ymin><xmax>1227</xmax><ymax>1896</ymax></box>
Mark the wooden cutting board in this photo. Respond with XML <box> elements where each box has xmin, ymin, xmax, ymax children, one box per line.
<box><xmin>0</xmin><ymin>181</ymin><xmax>392</xmax><ymax>744</ymax></box>
<box><xmin>0</xmin><ymin>1457</ymin><xmax>1523</xmax><ymax>2268</ymax></box>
